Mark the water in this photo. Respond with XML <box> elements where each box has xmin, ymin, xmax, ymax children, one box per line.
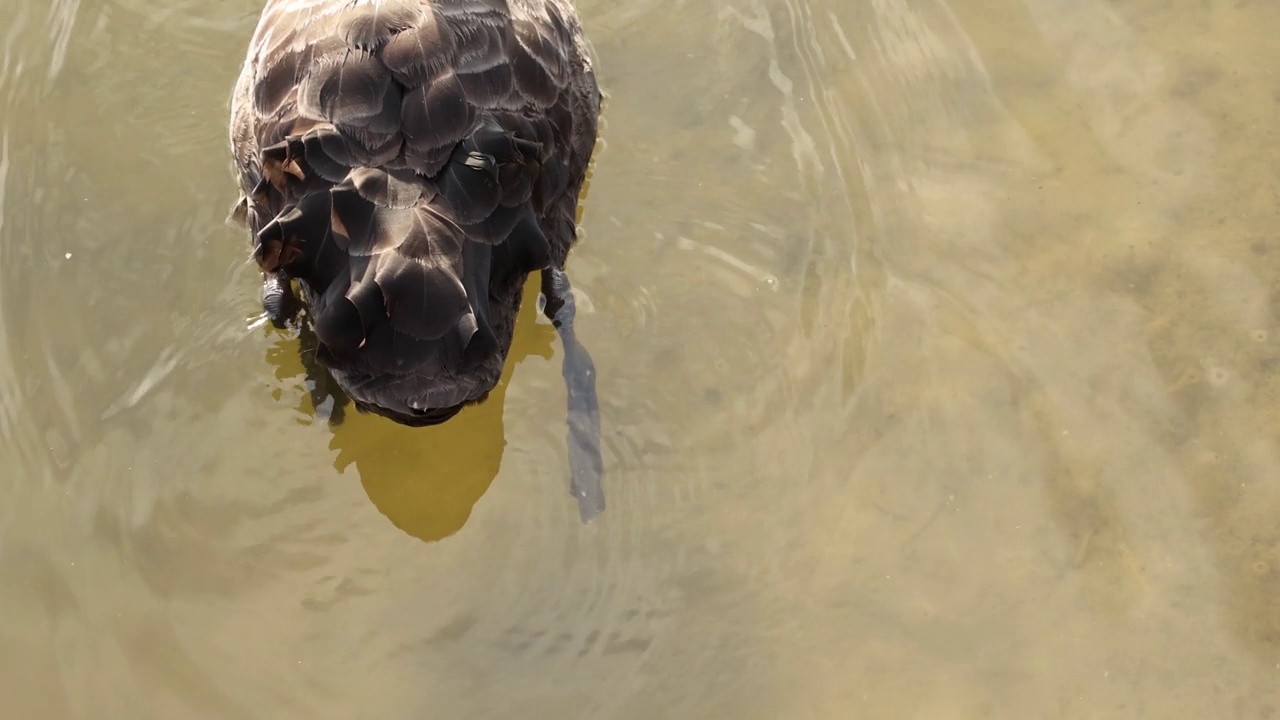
<box><xmin>2</xmin><ymin>0</ymin><xmax>1278</xmax><ymax>717</ymax></box>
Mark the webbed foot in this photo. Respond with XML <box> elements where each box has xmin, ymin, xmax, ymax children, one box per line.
<box><xmin>541</xmin><ymin>267</ymin><xmax>605</xmax><ymax>522</ymax></box>
<box><xmin>262</xmin><ymin>273</ymin><xmax>300</xmax><ymax>330</ymax></box>
<box><xmin>297</xmin><ymin>320</ymin><xmax>349</xmax><ymax>428</ymax></box>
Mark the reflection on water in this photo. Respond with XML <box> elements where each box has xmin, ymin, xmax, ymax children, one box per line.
<box><xmin>2</xmin><ymin>0</ymin><xmax>1280</xmax><ymax>717</ymax></box>
<box><xmin>269</xmin><ymin>281</ymin><xmax>558</xmax><ymax>543</ymax></box>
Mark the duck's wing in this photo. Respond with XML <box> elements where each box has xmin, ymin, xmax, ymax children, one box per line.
<box><xmin>230</xmin><ymin>0</ymin><xmax>599</xmax><ymax>374</ymax></box>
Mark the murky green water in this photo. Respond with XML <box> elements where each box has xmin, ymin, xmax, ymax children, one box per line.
<box><xmin>2</xmin><ymin>0</ymin><xmax>1278</xmax><ymax>717</ymax></box>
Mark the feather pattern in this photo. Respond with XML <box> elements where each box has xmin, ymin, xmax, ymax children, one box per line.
<box><xmin>230</xmin><ymin>0</ymin><xmax>600</xmax><ymax>423</ymax></box>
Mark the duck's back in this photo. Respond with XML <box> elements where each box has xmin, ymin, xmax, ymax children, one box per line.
<box><xmin>230</xmin><ymin>0</ymin><xmax>599</xmax><ymax>410</ymax></box>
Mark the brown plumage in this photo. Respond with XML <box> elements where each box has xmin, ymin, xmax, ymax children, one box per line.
<box><xmin>229</xmin><ymin>0</ymin><xmax>605</xmax><ymax>518</ymax></box>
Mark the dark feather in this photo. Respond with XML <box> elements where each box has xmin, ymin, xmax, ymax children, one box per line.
<box><xmin>379</xmin><ymin>8</ymin><xmax>457</xmax><ymax>86</ymax></box>
<box><xmin>401</xmin><ymin>72</ymin><xmax>475</xmax><ymax>163</ymax></box>
<box><xmin>337</xmin><ymin>0</ymin><xmax>423</xmax><ymax>50</ymax></box>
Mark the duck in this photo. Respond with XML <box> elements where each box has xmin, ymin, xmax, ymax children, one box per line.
<box><xmin>228</xmin><ymin>0</ymin><xmax>605</xmax><ymax>520</ymax></box>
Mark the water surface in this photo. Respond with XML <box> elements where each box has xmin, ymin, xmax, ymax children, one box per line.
<box><xmin>2</xmin><ymin>0</ymin><xmax>1279</xmax><ymax>717</ymax></box>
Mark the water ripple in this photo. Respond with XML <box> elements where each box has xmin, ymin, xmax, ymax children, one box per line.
<box><xmin>2</xmin><ymin>0</ymin><xmax>1279</xmax><ymax>716</ymax></box>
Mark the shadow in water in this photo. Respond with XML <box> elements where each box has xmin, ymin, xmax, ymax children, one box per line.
<box><xmin>263</xmin><ymin>280</ymin><xmax>557</xmax><ymax>543</ymax></box>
